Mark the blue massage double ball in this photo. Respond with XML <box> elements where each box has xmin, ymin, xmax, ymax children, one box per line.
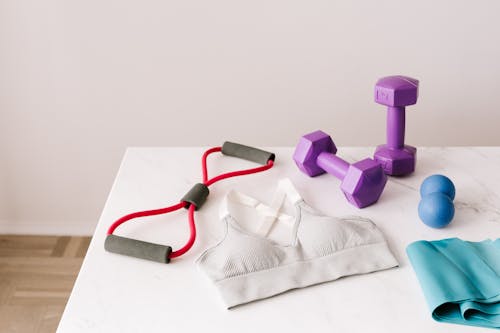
<box><xmin>418</xmin><ymin>175</ymin><xmax>455</xmax><ymax>228</ymax></box>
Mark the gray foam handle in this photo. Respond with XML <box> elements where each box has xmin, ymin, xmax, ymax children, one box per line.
<box><xmin>181</xmin><ymin>183</ymin><xmax>209</xmax><ymax>210</ymax></box>
<box><xmin>105</xmin><ymin>234</ymin><xmax>172</xmax><ymax>263</ymax></box>
<box><xmin>221</xmin><ymin>142</ymin><xmax>275</xmax><ymax>165</ymax></box>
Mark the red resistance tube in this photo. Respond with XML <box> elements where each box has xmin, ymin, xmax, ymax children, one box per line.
<box><xmin>107</xmin><ymin>147</ymin><xmax>274</xmax><ymax>260</ymax></box>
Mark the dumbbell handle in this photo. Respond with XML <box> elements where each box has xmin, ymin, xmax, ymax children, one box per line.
<box><xmin>316</xmin><ymin>152</ymin><xmax>349</xmax><ymax>179</ymax></box>
<box><xmin>387</xmin><ymin>106</ymin><xmax>405</xmax><ymax>149</ymax></box>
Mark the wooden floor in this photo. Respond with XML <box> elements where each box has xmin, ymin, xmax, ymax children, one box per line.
<box><xmin>0</xmin><ymin>236</ymin><xmax>91</xmax><ymax>333</ymax></box>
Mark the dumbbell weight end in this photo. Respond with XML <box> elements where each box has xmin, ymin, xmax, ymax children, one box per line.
<box><xmin>374</xmin><ymin>144</ymin><xmax>416</xmax><ymax>176</ymax></box>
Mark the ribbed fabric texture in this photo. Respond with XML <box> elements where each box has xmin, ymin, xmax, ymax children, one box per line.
<box><xmin>197</xmin><ymin>181</ymin><xmax>398</xmax><ymax>308</ymax></box>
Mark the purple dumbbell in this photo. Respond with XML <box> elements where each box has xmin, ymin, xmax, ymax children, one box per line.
<box><xmin>374</xmin><ymin>75</ymin><xmax>419</xmax><ymax>176</ymax></box>
<box><xmin>293</xmin><ymin>130</ymin><xmax>387</xmax><ymax>208</ymax></box>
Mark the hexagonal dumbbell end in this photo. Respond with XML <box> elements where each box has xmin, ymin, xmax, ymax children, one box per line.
<box><xmin>294</xmin><ymin>130</ymin><xmax>387</xmax><ymax>208</ymax></box>
<box><xmin>374</xmin><ymin>75</ymin><xmax>419</xmax><ymax>176</ymax></box>
<box><xmin>374</xmin><ymin>145</ymin><xmax>417</xmax><ymax>176</ymax></box>
<box><xmin>293</xmin><ymin>130</ymin><xmax>337</xmax><ymax>177</ymax></box>
<box><xmin>341</xmin><ymin>158</ymin><xmax>388</xmax><ymax>208</ymax></box>
<box><xmin>375</xmin><ymin>76</ymin><xmax>418</xmax><ymax>107</ymax></box>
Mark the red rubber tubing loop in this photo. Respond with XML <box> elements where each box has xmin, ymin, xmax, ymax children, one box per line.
<box><xmin>107</xmin><ymin>146</ymin><xmax>274</xmax><ymax>261</ymax></box>
<box><xmin>107</xmin><ymin>202</ymin><xmax>185</xmax><ymax>235</ymax></box>
<box><xmin>202</xmin><ymin>147</ymin><xmax>222</xmax><ymax>183</ymax></box>
<box><xmin>169</xmin><ymin>205</ymin><xmax>196</xmax><ymax>258</ymax></box>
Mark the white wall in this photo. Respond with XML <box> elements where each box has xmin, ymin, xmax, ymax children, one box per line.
<box><xmin>1</xmin><ymin>0</ymin><xmax>499</xmax><ymax>234</ymax></box>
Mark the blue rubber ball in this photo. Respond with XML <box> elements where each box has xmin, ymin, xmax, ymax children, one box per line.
<box><xmin>418</xmin><ymin>193</ymin><xmax>455</xmax><ymax>228</ymax></box>
<box><xmin>420</xmin><ymin>174</ymin><xmax>455</xmax><ymax>200</ymax></box>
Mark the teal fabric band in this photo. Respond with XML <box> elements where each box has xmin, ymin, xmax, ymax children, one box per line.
<box><xmin>406</xmin><ymin>238</ymin><xmax>500</xmax><ymax>329</ymax></box>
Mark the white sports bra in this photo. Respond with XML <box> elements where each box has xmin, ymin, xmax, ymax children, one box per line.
<box><xmin>197</xmin><ymin>179</ymin><xmax>398</xmax><ymax>308</ymax></box>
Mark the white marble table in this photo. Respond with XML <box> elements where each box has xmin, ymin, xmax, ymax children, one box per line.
<box><xmin>58</xmin><ymin>147</ymin><xmax>500</xmax><ymax>333</ymax></box>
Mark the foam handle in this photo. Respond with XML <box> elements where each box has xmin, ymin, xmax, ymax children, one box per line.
<box><xmin>105</xmin><ymin>234</ymin><xmax>172</xmax><ymax>263</ymax></box>
<box><xmin>221</xmin><ymin>142</ymin><xmax>275</xmax><ymax>165</ymax></box>
<box><xmin>181</xmin><ymin>183</ymin><xmax>209</xmax><ymax>210</ymax></box>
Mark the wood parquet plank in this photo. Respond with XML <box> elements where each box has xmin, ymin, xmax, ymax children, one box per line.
<box><xmin>0</xmin><ymin>235</ymin><xmax>91</xmax><ymax>333</ymax></box>
<box><xmin>39</xmin><ymin>306</ymin><xmax>65</xmax><ymax>333</ymax></box>
<box><xmin>50</xmin><ymin>237</ymin><xmax>70</xmax><ymax>258</ymax></box>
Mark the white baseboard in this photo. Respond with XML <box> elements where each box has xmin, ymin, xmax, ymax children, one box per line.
<box><xmin>0</xmin><ymin>220</ymin><xmax>96</xmax><ymax>236</ymax></box>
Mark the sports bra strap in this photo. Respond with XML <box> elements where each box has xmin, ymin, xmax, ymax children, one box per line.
<box><xmin>220</xmin><ymin>178</ymin><xmax>303</xmax><ymax>236</ymax></box>
<box><xmin>255</xmin><ymin>186</ymin><xmax>287</xmax><ymax>236</ymax></box>
<box><xmin>276</xmin><ymin>178</ymin><xmax>303</xmax><ymax>205</ymax></box>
